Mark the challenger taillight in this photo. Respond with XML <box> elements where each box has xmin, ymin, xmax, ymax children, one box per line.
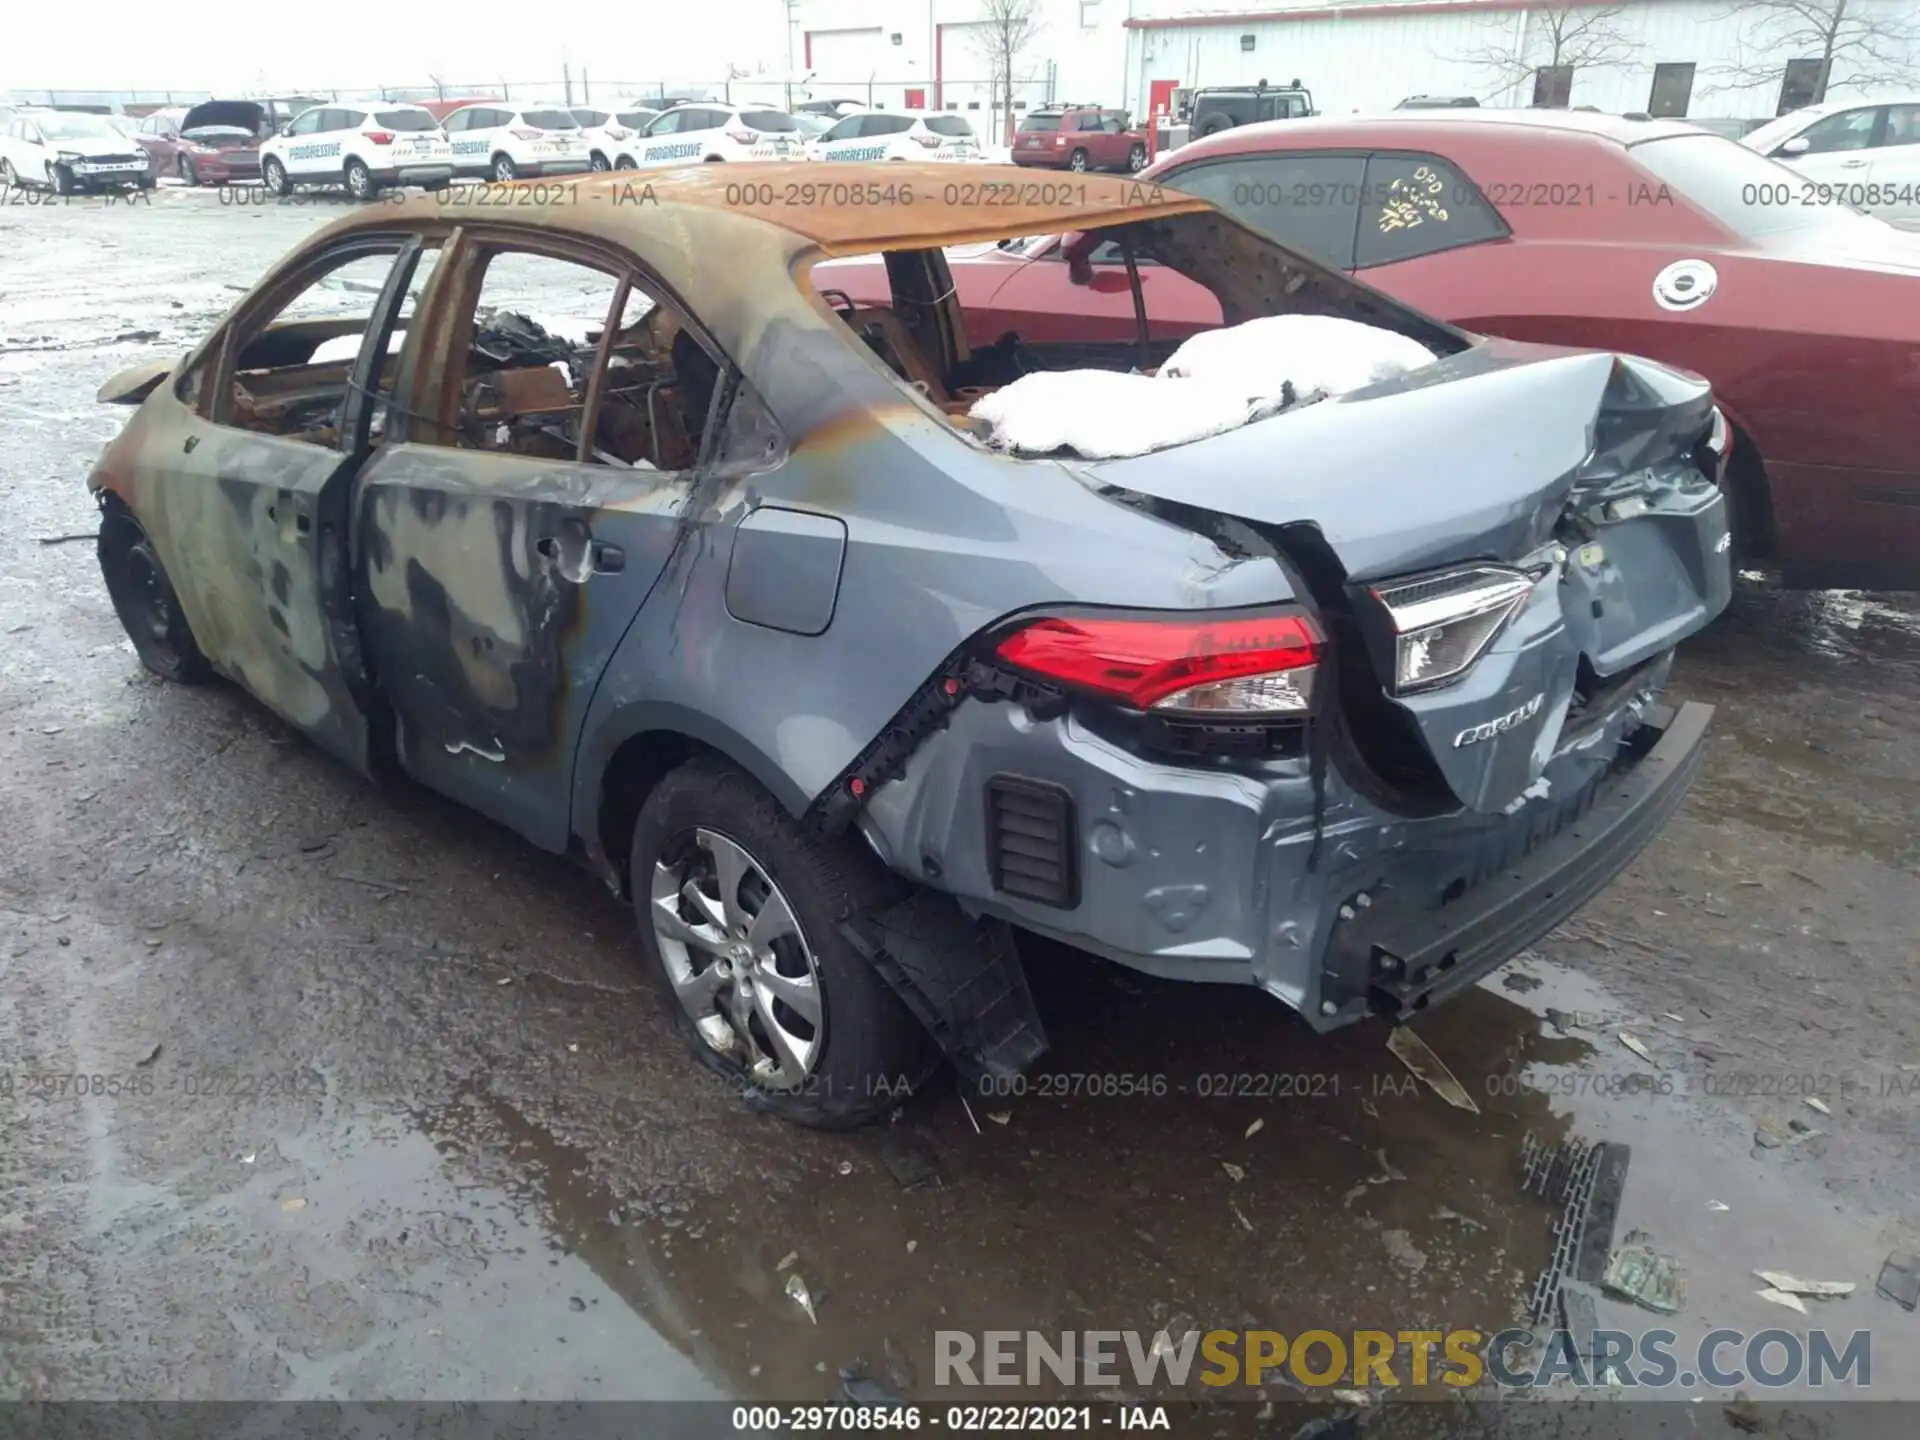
<box><xmin>994</xmin><ymin>612</ymin><xmax>1321</xmax><ymax>714</ymax></box>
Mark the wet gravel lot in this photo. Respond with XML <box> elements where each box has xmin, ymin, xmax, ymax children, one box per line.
<box><xmin>1</xmin><ymin>184</ymin><xmax>1917</xmax><ymax>1430</ymax></box>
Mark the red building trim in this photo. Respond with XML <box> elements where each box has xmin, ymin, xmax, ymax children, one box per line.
<box><xmin>1125</xmin><ymin>0</ymin><xmax>1625</xmax><ymax>27</ymax></box>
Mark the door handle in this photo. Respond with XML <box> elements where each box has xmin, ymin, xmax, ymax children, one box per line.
<box><xmin>1840</xmin><ymin>158</ymin><xmax>1868</xmax><ymax>168</ymax></box>
<box><xmin>183</xmin><ymin>435</ymin><xmax>199</xmax><ymax>454</ymax></box>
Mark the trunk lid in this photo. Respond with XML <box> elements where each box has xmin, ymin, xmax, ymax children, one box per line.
<box><xmin>1078</xmin><ymin>339</ymin><xmax>1733</xmax><ymax>814</ymax></box>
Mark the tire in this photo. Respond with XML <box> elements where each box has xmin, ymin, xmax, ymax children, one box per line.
<box><xmin>178</xmin><ymin>154</ymin><xmax>198</xmax><ymax>186</ymax></box>
<box><xmin>630</xmin><ymin>757</ymin><xmax>937</xmax><ymax>1129</ymax></box>
<box><xmin>262</xmin><ymin>157</ymin><xmax>290</xmax><ymax>197</ymax></box>
<box><xmin>590</xmin><ymin>150</ymin><xmax>611</xmax><ymax>172</ymax></box>
<box><xmin>614</xmin><ymin>154</ymin><xmax>636</xmax><ymax>170</ymax></box>
<box><xmin>98</xmin><ymin>510</ymin><xmax>212</xmax><ymax>685</ymax></box>
<box><xmin>491</xmin><ymin>152</ymin><xmax>517</xmax><ymax>182</ymax></box>
<box><xmin>1197</xmin><ymin>115</ymin><xmax>1232</xmax><ymax>138</ymax></box>
<box><xmin>50</xmin><ymin>163</ymin><xmax>77</xmax><ymax>196</ymax></box>
<box><xmin>344</xmin><ymin>158</ymin><xmax>379</xmax><ymax>200</ymax></box>
<box><xmin>1068</xmin><ymin>148</ymin><xmax>1089</xmax><ymax>172</ymax></box>
<box><xmin>1127</xmin><ymin>142</ymin><xmax>1147</xmax><ymax>172</ymax></box>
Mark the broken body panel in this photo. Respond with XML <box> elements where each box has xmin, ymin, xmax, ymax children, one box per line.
<box><xmin>87</xmin><ymin>165</ymin><xmax>1730</xmax><ymax>1066</ymax></box>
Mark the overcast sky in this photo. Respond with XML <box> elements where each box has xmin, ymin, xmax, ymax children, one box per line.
<box><xmin>0</xmin><ymin>2</ymin><xmax>794</xmax><ymax>96</ymax></box>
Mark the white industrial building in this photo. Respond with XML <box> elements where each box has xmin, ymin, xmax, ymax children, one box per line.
<box><xmin>777</xmin><ymin>0</ymin><xmax>1917</xmax><ymax>134</ymax></box>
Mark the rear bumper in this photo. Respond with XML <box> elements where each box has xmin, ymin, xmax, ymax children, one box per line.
<box><xmin>1337</xmin><ymin>701</ymin><xmax>1712</xmax><ymax>1023</ymax></box>
<box><xmin>373</xmin><ymin>163</ymin><xmax>455</xmax><ymax>186</ymax></box>
<box><xmin>857</xmin><ymin>674</ymin><xmax>1706</xmax><ymax>1028</ymax></box>
<box><xmin>519</xmin><ymin>158</ymin><xmax>592</xmax><ymax>175</ymax></box>
<box><xmin>1011</xmin><ymin>149</ymin><xmax>1070</xmax><ymax>168</ymax></box>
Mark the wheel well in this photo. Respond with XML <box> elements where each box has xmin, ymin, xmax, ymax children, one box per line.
<box><xmin>492</xmin><ymin>151</ymin><xmax>513</xmax><ymax>169</ymax></box>
<box><xmin>98</xmin><ymin>491</ymin><xmax>141</xmax><ymax>552</ymax></box>
<box><xmin>596</xmin><ymin>729</ymin><xmax>725</xmax><ymax>893</ymax></box>
<box><xmin>1725</xmin><ymin>421</ymin><xmax>1778</xmax><ymax>563</ymax></box>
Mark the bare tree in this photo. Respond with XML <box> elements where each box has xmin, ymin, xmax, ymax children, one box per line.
<box><xmin>1453</xmin><ymin>6</ymin><xmax>1645</xmax><ymax>106</ymax></box>
<box><xmin>1706</xmin><ymin>0</ymin><xmax>1918</xmax><ymax>104</ymax></box>
<box><xmin>970</xmin><ymin>0</ymin><xmax>1043</xmax><ymax>146</ymax></box>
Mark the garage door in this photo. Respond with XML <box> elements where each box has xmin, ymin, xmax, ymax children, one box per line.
<box><xmin>807</xmin><ymin>27</ymin><xmax>887</xmax><ymax>87</ymax></box>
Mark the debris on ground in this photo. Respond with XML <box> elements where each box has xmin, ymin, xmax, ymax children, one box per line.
<box><xmin>776</xmin><ymin>1251</ymin><xmax>798</xmax><ymax>1272</ymax></box>
<box><xmin>836</xmin><ymin>1160</ymin><xmax>854</xmax><ymax>1176</ymax></box>
<box><xmin>36</xmin><ymin>533</ymin><xmax>96</xmax><ymax>547</ymax></box>
<box><xmin>986</xmin><ymin>1111</ymin><xmax>1011</xmax><ymax>1126</ymax></box>
<box><xmin>786</xmin><ymin>1272</ymin><xmax>818</xmax><ymax>1324</ymax></box>
<box><xmin>1386</xmin><ymin>1027</ymin><xmax>1481</xmax><ymax>1113</ymax></box>
<box><xmin>1723</xmin><ymin>1395</ymin><xmax>1766</xmax><ymax>1433</ymax></box>
<box><xmin>1755</xmin><ymin>1287</ymin><xmax>1808</xmax><ymax>1315</ymax></box>
<box><xmin>1617</xmin><ymin>1032</ymin><xmax>1656</xmax><ymax>1066</ymax></box>
<box><xmin>1804</xmin><ymin>1096</ymin><xmax>1831</xmax><ymax>1115</ymax></box>
<box><xmin>1221</xmin><ymin>1162</ymin><xmax>1245</xmax><ymax>1182</ymax></box>
<box><xmin>1229</xmin><ymin>1200</ymin><xmax>1254</xmax><ymax>1233</ymax></box>
<box><xmin>1602</xmin><ymin>1232</ymin><xmax>1686</xmax><ymax>1313</ymax></box>
<box><xmin>1382</xmin><ymin>1229</ymin><xmax>1428</xmax><ymax>1276</ymax></box>
<box><xmin>134</xmin><ymin>1042</ymin><xmax>161</xmax><ymax>1068</ymax></box>
<box><xmin>1875</xmin><ymin>1252</ymin><xmax>1920</xmax><ymax>1311</ymax></box>
<box><xmin>279</xmin><ymin>1197</ymin><xmax>307</xmax><ymax>1213</ymax></box>
<box><xmin>958</xmin><ymin>1095</ymin><xmax>982</xmax><ymax>1135</ymax></box>
<box><xmin>878</xmin><ymin>1133</ymin><xmax>943</xmax><ymax>1191</ymax></box>
<box><xmin>1245</xmin><ymin>1118</ymin><xmax>1265</xmax><ymax>1139</ymax></box>
<box><xmin>1753</xmin><ymin>1271</ymin><xmax>1854</xmax><ymax>1297</ymax></box>
<box><xmin>1707</xmin><ymin>1200</ymin><xmax>1729</xmax><ymax>1211</ymax></box>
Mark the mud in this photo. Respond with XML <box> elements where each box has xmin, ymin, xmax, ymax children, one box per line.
<box><xmin>2</xmin><ymin>187</ymin><xmax>1916</xmax><ymax>1423</ymax></box>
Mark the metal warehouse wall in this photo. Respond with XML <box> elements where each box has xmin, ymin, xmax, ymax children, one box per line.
<box><xmin>1124</xmin><ymin>0</ymin><xmax>1914</xmax><ymax>120</ymax></box>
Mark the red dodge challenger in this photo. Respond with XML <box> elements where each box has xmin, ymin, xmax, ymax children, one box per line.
<box><xmin>815</xmin><ymin>112</ymin><xmax>1920</xmax><ymax>589</ymax></box>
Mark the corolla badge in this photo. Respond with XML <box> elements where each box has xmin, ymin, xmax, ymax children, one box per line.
<box><xmin>1652</xmin><ymin>259</ymin><xmax>1718</xmax><ymax>312</ymax></box>
<box><xmin>1454</xmin><ymin>692</ymin><xmax>1544</xmax><ymax>748</ymax></box>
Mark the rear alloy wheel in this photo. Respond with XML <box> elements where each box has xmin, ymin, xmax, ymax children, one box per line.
<box><xmin>630</xmin><ymin>758</ymin><xmax>937</xmax><ymax>1129</ymax></box>
<box><xmin>614</xmin><ymin>154</ymin><xmax>637</xmax><ymax>170</ymax></box>
<box><xmin>492</xmin><ymin>153</ymin><xmax>517</xmax><ymax>182</ymax></box>
<box><xmin>590</xmin><ymin>151</ymin><xmax>611</xmax><ymax>172</ymax></box>
<box><xmin>1068</xmin><ymin>147</ymin><xmax>1089</xmax><ymax>172</ymax></box>
<box><xmin>262</xmin><ymin>157</ymin><xmax>290</xmax><ymax>197</ymax></box>
<box><xmin>99</xmin><ymin>513</ymin><xmax>212</xmax><ymax>684</ymax></box>
<box><xmin>1127</xmin><ymin>142</ymin><xmax>1147</xmax><ymax>172</ymax></box>
<box><xmin>344</xmin><ymin>158</ymin><xmax>379</xmax><ymax>201</ymax></box>
<box><xmin>178</xmin><ymin>154</ymin><xmax>198</xmax><ymax>186</ymax></box>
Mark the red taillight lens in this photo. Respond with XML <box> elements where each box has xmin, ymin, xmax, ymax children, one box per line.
<box><xmin>510</xmin><ymin>127</ymin><xmax>542</xmax><ymax>141</ymax></box>
<box><xmin>994</xmin><ymin>612</ymin><xmax>1322</xmax><ymax>713</ymax></box>
<box><xmin>726</xmin><ymin>127</ymin><xmax>756</xmax><ymax>144</ymax></box>
<box><xmin>911</xmin><ymin>131</ymin><xmax>941</xmax><ymax>147</ymax></box>
<box><xmin>365</xmin><ymin>130</ymin><xmax>395</xmax><ymax>145</ymax></box>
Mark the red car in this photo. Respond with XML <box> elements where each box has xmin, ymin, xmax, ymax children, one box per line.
<box><xmin>826</xmin><ymin>112</ymin><xmax>1920</xmax><ymax>589</ymax></box>
<box><xmin>131</xmin><ymin>100</ymin><xmax>267</xmax><ymax>185</ymax></box>
<box><xmin>1013</xmin><ymin>106</ymin><xmax>1149</xmax><ymax>174</ymax></box>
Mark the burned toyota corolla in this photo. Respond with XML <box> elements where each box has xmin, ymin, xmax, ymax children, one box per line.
<box><xmin>88</xmin><ymin>166</ymin><xmax>1732</xmax><ymax>1127</ymax></box>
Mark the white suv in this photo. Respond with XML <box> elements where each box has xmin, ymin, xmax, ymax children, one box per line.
<box><xmin>627</xmin><ymin>104</ymin><xmax>807</xmax><ymax>167</ymax></box>
<box><xmin>810</xmin><ymin>110</ymin><xmax>983</xmax><ymax>163</ymax></box>
<box><xmin>443</xmin><ymin>103</ymin><xmax>591</xmax><ymax>181</ymax></box>
<box><xmin>259</xmin><ymin>103</ymin><xmax>454</xmax><ymax>199</ymax></box>
<box><xmin>569</xmin><ymin>106</ymin><xmax>644</xmax><ymax>172</ymax></box>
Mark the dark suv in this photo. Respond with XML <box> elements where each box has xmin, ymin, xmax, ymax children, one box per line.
<box><xmin>1186</xmin><ymin>81</ymin><xmax>1315</xmax><ymax>137</ymax></box>
<box><xmin>1013</xmin><ymin>107</ymin><xmax>1148</xmax><ymax>172</ymax></box>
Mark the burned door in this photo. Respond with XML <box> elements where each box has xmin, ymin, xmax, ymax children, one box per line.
<box><xmin>352</xmin><ymin>241</ymin><xmax>711</xmax><ymax>850</ymax></box>
<box><xmin>151</xmin><ymin>235</ymin><xmax>436</xmax><ymax>772</ymax></box>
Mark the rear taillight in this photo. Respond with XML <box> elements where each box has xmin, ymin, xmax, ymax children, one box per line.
<box><xmin>911</xmin><ymin>131</ymin><xmax>941</xmax><ymax>147</ymax></box>
<box><xmin>727</xmin><ymin>127</ymin><xmax>756</xmax><ymax>144</ymax></box>
<box><xmin>1052</xmin><ymin>134</ymin><xmax>1066</xmax><ymax>146</ymax></box>
<box><xmin>510</xmin><ymin>127</ymin><xmax>542</xmax><ymax>141</ymax></box>
<box><xmin>365</xmin><ymin>130</ymin><xmax>394</xmax><ymax>145</ymax></box>
<box><xmin>1369</xmin><ymin>565</ymin><xmax>1534</xmax><ymax>694</ymax></box>
<box><xmin>994</xmin><ymin>612</ymin><xmax>1321</xmax><ymax>714</ymax></box>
